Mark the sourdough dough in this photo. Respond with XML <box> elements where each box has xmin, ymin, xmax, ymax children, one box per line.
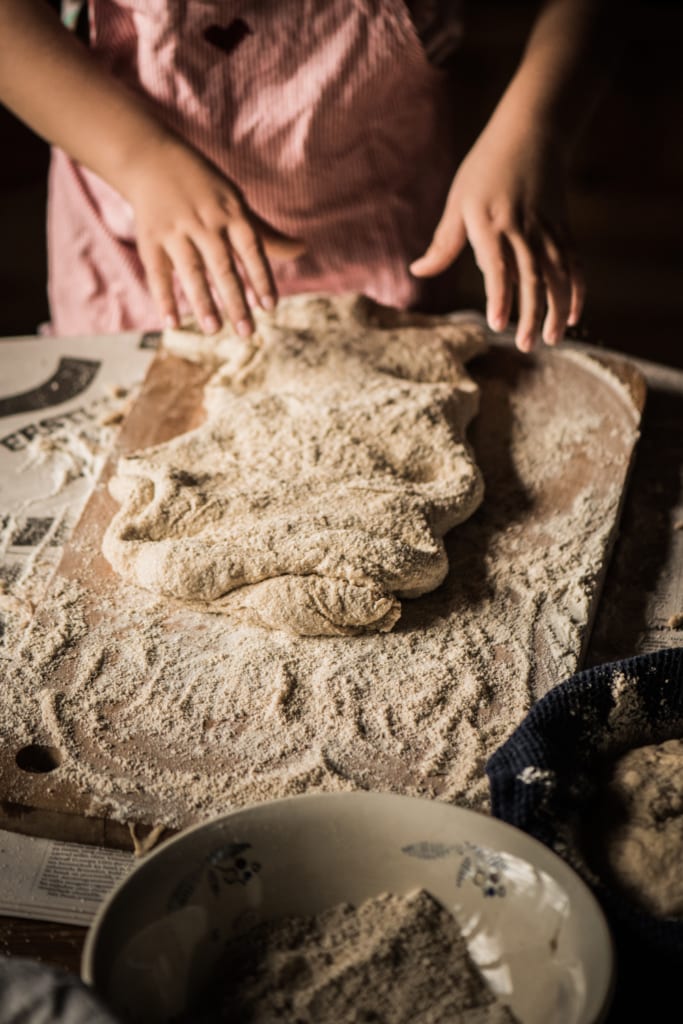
<box><xmin>597</xmin><ymin>738</ymin><xmax>683</xmax><ymax>918</ymax></box>
<box><xmin>102</xmin><ymin>293</ymin><xmax>487</xmax><ymax>636</ymax></box>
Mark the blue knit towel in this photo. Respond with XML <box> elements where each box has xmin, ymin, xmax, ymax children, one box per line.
<box><xmin>486</xmin><ymin>646</ymin><xmax>683</xmax><ymax>967</ymax></box>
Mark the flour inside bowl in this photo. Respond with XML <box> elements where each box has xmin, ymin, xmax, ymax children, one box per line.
<box><xmin>182</xmin><ymin>888</ymin><xmax>519</xmax><ymax>1023</ymax></box>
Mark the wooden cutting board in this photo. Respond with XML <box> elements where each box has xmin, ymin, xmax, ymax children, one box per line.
<box><xmin>0</xmin><ymin>340</ymin><xmax>646</xmax><ymax>844</ymax></box>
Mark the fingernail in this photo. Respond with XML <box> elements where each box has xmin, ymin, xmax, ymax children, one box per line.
<box><xmin>260</xmin><ymin>294</ymin><xmax>275</xmax><ymax>311</ymax></box>
<box><xmin>518</xmin><ymin>334</ymin><xmax>533</xmax><ymax>353</ymax></box>
<box><xmin>237</xmin><ymin>318</ymin><xmax>253</xmax><ymax>338</ymax></box>
<box><xmin>164</xmin><ymin>314</ymin><xmax>178</xmax><ymax>329</ymax></box>
<box><xmin>203</xmin><ymin>315</ymin><xmax>220</xmax><ymax>334</ymax></box>
<box><xmin>489</xmin><ymin>313</ymin><xmax>505</xmax><ymax>332</ymax></box>
<box><xmin>409</xmin><ymin>259</ymin><xmax>426</xmax><ymax>274</ymax></box>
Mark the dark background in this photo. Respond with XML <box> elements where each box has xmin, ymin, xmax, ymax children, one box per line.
<box><xmin>1</xmin><ymin>0</ymin><xmax>681</xmax><ymax>367</ymax></box>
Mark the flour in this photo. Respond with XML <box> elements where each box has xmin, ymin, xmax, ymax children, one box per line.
<box><xmin>516</xmin><ymin>766</ymin><xmax>555</xmax><ymax>787</ymax></box>
<box><xmin>0</xmin><ymin>582</ymin><xmax>34</xmax><ymax>630</ymax></box>
<box><xmin>19</xmin><ymin>388</ymin><xmax>132</xmax><ymax>501</ymax></box>
<box><xmin>600</xmin><ymin>671</ymin><xmax>650</xmax><ymax>750</ymax></box>
<box><xmin>0</xmin><ymin>319</ymin><xmax>641</xmax><ymax>831</ymax></box>
<box><xmin>0</xmin><ymin>385</ymin><xmax>137</xmax><ymax>622</ymax></box>
<box><xmin>184</xmin><ymin>889</ymin><xmax>519</xmax><ymax>1024</ymax></box>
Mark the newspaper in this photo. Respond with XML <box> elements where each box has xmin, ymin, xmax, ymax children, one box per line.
<box><xmin>0</xmin><ymin>331</ymin><xmax>155</xmax><ymax>927</ymax></box>
<box><xmin>0</xmin><ymin>828</ymin><xmax>135</xmax><ymax>926</ymax></box>
<box><xmin>0</xmin><ymin>330</ymin><xmax>155</xmax><ymax>614</ymax></box>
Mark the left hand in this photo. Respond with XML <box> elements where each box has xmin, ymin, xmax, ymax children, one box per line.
<box><xmin>410</xmin><ymin>124</ymin><xmax>585</xmax><ymax>352</ymax></box>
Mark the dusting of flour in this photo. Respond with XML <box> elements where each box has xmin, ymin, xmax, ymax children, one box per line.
<box><xmin>0</xmin><ymin>327</ymin><xmax>640</xmax><ymax>831</ymax></box>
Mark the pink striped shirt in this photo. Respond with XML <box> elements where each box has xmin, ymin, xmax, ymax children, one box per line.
<box><xmin>48</xmin><ymin>1</ymin><xmax>461</xmax><ymax>335</ymax></box>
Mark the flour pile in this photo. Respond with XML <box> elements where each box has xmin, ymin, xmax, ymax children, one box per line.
<box><xmin>184</xmin><ymin>889</ymin><xmax>519</xmax><ymax>1024</ymax></box>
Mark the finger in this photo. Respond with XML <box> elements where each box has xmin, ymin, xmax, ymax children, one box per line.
<box><xmin>248</xmin><ymin>210</ymin><xmax>306</xmax><ymax>262</ymax></box>
<box><xmin>409</xmin><ymin>197</ymin><xmax>468</xmax><ymax>277</ymax></box>
<box><xmin>468</xmin><ymin>219</ymin><xmax>514</xmax><ymax>332</ymax></box>
<box><xmin>228</xmin><ymin>216</ymin><xmax>277</xmax><ymax>311</ymax></box>
<box><xmin>140</xmin><ymin>242</ymin><xmax>179</xmax><ymax>329</ymax></box>
<box><xmin>540</xmin><ymin>234</ymin><xmax>572</xmax><ymax>346</ymax></box>
<box><xmin>166</xmin><ymin>235</ymin><xmax>221</xmax><ymax>335</ymax></box>
<box><xmin>261</xmin><ymin>231</ymin><xmax>307</xmax><ymax>262</ymax></box>
<box><xmin>197</xmin><ymin>229</ymin><xmax>254</xmax><ymax>336</ymax></box>
<box><xmin>568</xmin><ymin>258</ymin><xmax>586</xmax><ymax>327</ymax></box>
<box><xmin>508</xmin><ymin>234</ymin><xmax>546</xmax><ymax>353</ymax></box>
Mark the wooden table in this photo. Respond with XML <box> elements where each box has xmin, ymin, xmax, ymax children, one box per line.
<box><xmin>1</xmin><ymin>343</ymin><xmax>681</xmax><ymax>1020</ymax></box>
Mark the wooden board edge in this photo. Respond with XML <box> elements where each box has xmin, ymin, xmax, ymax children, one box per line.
<box><xmin>562</xmin><ymin>345</ymin><xmax>648</xmax><ymax>419</ymax></box>
<box><xmin>0</xmin><ymin>800</ymin><xmax>171</xmax><ymax>852</ymax></box>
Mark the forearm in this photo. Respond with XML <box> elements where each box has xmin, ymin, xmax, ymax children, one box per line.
<box><xmin>485</xmin><ymin>0</ymin><xmax>624</xmax><ymax>154</ymax></box>
<box><xmin>0</xmin><ymin>0</ymin><xmax>176</xmax><ymax>200</ymax></box>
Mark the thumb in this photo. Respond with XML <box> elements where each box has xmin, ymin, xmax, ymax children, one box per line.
<box><xmin>410</xmin><ymin>204</ymin><xmax>468</xmax><ymax>278</ymax></box>
<box><xmin>249</xmin><ymin>211</ymin><xmax>306</xmax><ymax>262</ymax></box>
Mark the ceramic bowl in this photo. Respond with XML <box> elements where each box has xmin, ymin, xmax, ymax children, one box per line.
<box><xmin>82</xmin><ymin>791</ymin><xmax>614</xmax><ymax>1023</ymax></box>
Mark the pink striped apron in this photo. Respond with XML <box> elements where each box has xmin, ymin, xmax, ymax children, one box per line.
<box><xmin>47</xmin><ymin>0</ymin><xmax>459</xmax><ymax>335</ymax></box>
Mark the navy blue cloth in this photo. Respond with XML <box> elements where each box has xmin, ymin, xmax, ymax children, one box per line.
<box><xmin>486</xmin><ymin>647</ymin><xmax>683</xmax><ymax>1019</ymax></box>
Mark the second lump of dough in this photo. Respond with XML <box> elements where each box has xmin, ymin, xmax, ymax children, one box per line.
<box><xmin>102</xmin><ymin>293</ymin><xmax>487</xmax><ymax>636</ymax></box>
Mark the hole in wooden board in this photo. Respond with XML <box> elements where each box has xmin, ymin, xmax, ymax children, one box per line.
<box><xmin>15</xmin><ymin>744</ymin><xmax>63</xmax><ymax>774</ymax></box>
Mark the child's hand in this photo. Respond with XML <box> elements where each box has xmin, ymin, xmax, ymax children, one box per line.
<box><xmin>410</xmin><ymin>126</ymin><xmax>585</xmax><ymax>352</ymax></box>
<box><xmin>126</xmin><ymin>138</ymin><xmax>304</xmax><ymax>335</ymax></box>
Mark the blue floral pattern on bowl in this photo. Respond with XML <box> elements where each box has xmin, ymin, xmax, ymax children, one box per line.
<box><xmin>402</xmin><ymin>840</ymin><xmax>507</xmax><ymax>899</ymax></box>
<box><xmin>167</xmin><ymin>841</ymin><xmax>261</xmax><ymax>912</ymax></box>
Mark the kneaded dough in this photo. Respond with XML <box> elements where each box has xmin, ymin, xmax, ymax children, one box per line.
<box><xmin>598</xmin><ymin>738</ymin><xmax>683</xmax><ymax>918</ymax></box>
<box><xmin>102</xmin><ymin>293</ymin><xmax>487</xmax><ymax>636</ymax></box>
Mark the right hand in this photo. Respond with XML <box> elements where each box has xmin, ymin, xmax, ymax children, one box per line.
<box><xmin>410</xmin><ymin>124</ymin><xmax>584</xmax><ymax>353</ymax></box>
<box><xmin>126</xmin><ymin>137</ymin><xmax>304</xmax><ymax>335</ymax></box>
